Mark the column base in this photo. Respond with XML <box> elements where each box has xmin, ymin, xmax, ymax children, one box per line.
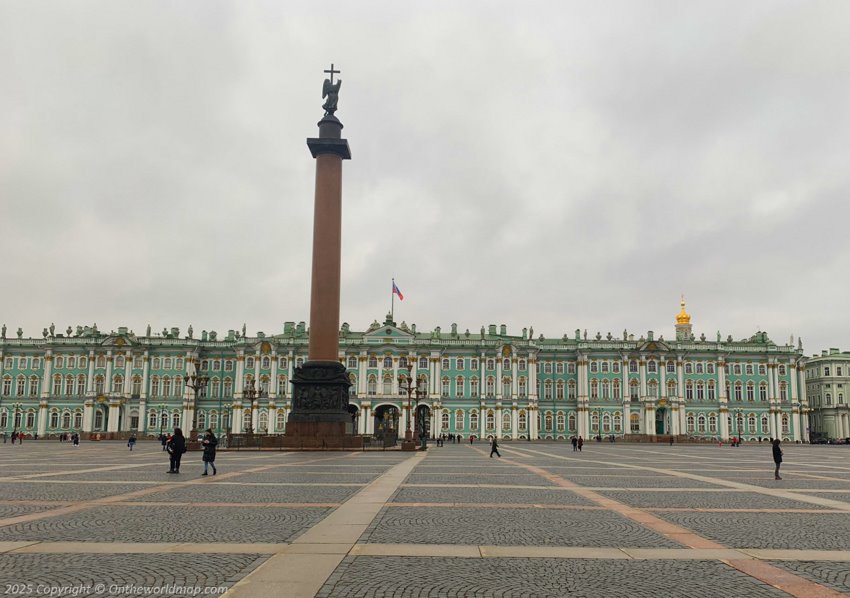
<box><xmin>284</xmin><ymin>360</ymin><xmax>359</xmax><ymax>448</ymax></box>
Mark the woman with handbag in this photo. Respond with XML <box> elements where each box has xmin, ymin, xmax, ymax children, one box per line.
<box><xmin>166</xmin><ymin>428</ymin><xmax>186</xmax><ymax>474</ymax></box>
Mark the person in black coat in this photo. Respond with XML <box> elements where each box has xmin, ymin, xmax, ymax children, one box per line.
<box><xmin>201</xmin><ymin>428</ymin><xmax>218</xmax><ymax>476</ymax></box>
<box><xmin>772</xmin><ymin>438</ymin><xmax>783</xmax><ymax>480</ymax></box>
<box><xmin>489</xmin><ymin>436</ymin><xmax>501</xmax><ymax>458</ymax></box>
<box><xmin>166</xmin><ymin>428</ymin><xmax>186</xmax><ymax>474</ymax></box>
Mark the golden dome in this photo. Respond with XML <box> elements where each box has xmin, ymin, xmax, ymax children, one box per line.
<box><xmin>676</xmin><ymin>295</ymin><xmax>691</xmax><ymax>325</ymax></box>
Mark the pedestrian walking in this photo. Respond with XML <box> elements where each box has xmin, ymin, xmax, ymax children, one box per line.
<box><xmin>128</xmin><ymin>434</ymin><xmax>137</xmax><ymax>451</ymax></box>
<box><xmin>577</xmin><ymin>436</ymin><xmax>583</xmax><ymax>452</ymax></box>
<box><xmin>571</xmin><ymin>436</ymin><xmax>578</xmax><ymax>451</ymax></box>
<box><xmin>489</xmin><ymin>437</ymin><xmax>501</xmax><ymax>458</ymax></box>
<box><xmin>166</xmin><ymin>428</ymin><xmax>186</xmax><ymax>474</ymax></box>
<box><xmin>772</xmin><ymin>438</ymin><xmax>783</xmax><ymax>480</ymax></box>
<box><xmin>72</xmin><ymin>432</ymin><xmax>80</xmax><ymax>446</ymax></box>
<box><xmin>160</xmin><ymin>433</ymin><xmax>168</xmax><ymax>451</ymax></box>
<box><xmin>201</xmin><ymin>428</ymin><xmax>218</xmax><ymax>476</ymax></box>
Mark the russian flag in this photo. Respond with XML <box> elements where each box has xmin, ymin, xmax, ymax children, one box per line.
<box><xmin>392</xmin><ymin>280</ymin><xmax>404</xmax><ymax>301</ymax></box>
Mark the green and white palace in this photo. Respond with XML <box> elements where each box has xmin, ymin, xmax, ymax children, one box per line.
<box><xmin>0</xmin><ymin>300</ymin><xmax>809</xmax><ymax>442</ymax></box>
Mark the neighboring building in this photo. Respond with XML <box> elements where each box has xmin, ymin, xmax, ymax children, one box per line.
<box><xmin>0</xmin><ymin>300</ymin><xmax>808</xmax><ymax>441</ymax></box>
<box><xmin>805</xmin><ymin>349</ymin><xmax>850</xmax><ymax>440</ymax></box>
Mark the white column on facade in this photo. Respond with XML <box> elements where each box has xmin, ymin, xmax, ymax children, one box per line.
<box><xmin>677</xmin><ymin>356</ymin><xmax>686</xmax><ymax>433</ymax></box>
<box><xmin>495</xmin><ymin>404</ymin><xmax>502</xmax><ymax>439</ymax></box>
<box><xmin>511</xmin><ymin>405</ymin><xmax>518</xmax><ymax>440</ymax></box>
<box><xmin>436</xmin><ymin>353</ymin><xmax>444</xmax><ymax>398</ymax></box>
<box><xmin>37</xmin><ymin>401</ymin><xmax>48</xmax><ymax>436</ymax></box>
<box><xmin>138</xmin><ymin>399</ymin><xmax>146</xmax><ymax>434</ymax></box>
<box><xmin>512</xmin><ymin>357</ymin><xmax>519</xmax><ymax>397</ymax></box>
<box><xmin>530</xmin><ymin>356</ymin><xmax>538</xmax><ymax>400</ymax></box>
<box><xmin>496</xmin><ymin>355</ymin><xmax>503</xmax><ymax>400</ymax></box>
<box><xmin>480</xmin><ymin>400</ymin><xmax>486</xmax><ymax>439</ymax></box>
<box><xmin>480</xmin><ymin>352</ymin><xmax>486</xmax><ymax>399</ymax></box>
<box><xmin>392</xmin><ymin>356</ymin><xmax>399</xmax><ymax>397</ymax></box>
<box><xmin>87</xmin><ymin>351</ymin><xmax>95</xmax><ymax>395</ymax></box>
<box><xmin>790</xmin><ymin>361</ymin><xmax>799</xmax><ymax>402</ymax></box>
<box><xmin>82</xmin><ymin>400</ymin><xmax>93</xmax><ymax>433</ymax></box>
<box><xmin>141</xmin><ymin>353</ymin><xmax>150</xmax><ymax>399</ymax></box>
<box><xmin>358</xmin><ymin>353</ymin><xmax>367</xmax><ymax>396</ymax></box>
<box><xmin>107</xmin><ymin>400</ymin><xmax>119</xmax><ymax>432</ymax></box>
<box><xmin>40</xmin><ymin>351</ymin><xmax>53</xmax><ymax>399</ymax></box>
<box><xmin>377</xmin><ymin>356</ymin><xmax>385</xmax><ymax>398</ymax></box>
<box><xmin>234</xmin><ymin>353</ymin><xmax>245</xmax><ymax>399</ymax></box>
<box><xmin>104</xmin><ymin>351</ymin><xmax>113</xmax><ymax>395</ymax></box>
<box><xmin>270</xmin><ymin>351</ymin><xmax>278</xmax><ymax>399</ymax></box>
<box><xmin>639</xmin><ymin>359</ymin><xmax>647</xmax><ymax>398</ymax></box>
<box><xmin>123</xmin><ymin>351</ymin><xmax>133</xmax><ymax>396</ymax></box>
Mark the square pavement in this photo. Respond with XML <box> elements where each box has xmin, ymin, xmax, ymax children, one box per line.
<box><xmin>1</xmin><ymin>441</ymin><xmax>850</xmax><ymax>597</ymax></box>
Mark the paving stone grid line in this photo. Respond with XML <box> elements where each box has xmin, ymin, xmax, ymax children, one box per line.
<box><xmin>1</xmin><ymin>442</ymin><xmax>850</xmax><ymax>597</ymax></box>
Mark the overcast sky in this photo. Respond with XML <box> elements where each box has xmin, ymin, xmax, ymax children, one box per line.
<box><xmin>1</xmin><ymin>1</ymin><xmax>848</xmax><ymax>355</ymax></box>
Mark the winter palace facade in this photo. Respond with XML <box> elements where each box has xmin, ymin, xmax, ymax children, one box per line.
<box><xmin>0</xmin><ymin>301</ymin><xmax>810</xmax><ymax>442</ymax></box>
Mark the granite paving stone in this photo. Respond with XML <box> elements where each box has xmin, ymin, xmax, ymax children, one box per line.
<box><xmin>361</xmin><ymin>506</ymin><xmax>680</xmax><ymax>547</ymax></box>
<box><xmin>392</xmin><ymin>486</ymin><xmax>594</xmax><ymax>506</ymax></box>
<box><xmin>771</xmin><ymin>560</ymin><xmax>850</xmax><ymax>595</ymax></box>
<box><xmin>318</xmin><ymin>556</ymin><xmax>788</xmax><ymax>598</ymax></box>
<box><xmin>595</xmin><ymin>490</ymin><xmax>834</xmax><ymax>510</ymax></box>
<box><xmin>0</xmin><ymin>553</ymin><xmax>267</xmax><ymax>598</ymax></box>
<box><xmin>0</xmin><ymin>505</ymin><xmax>330</xmax><ymax>543</ymax></box>
<box><xmin>132</xmin><ymin>483</ymin><xmax>362</xmax><ymax>503</ymax></box>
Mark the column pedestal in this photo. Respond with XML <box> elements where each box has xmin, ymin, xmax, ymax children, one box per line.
<box><xmin>284</xmin><ymin>361</ymin><xmax>362</xmax><ymax>448</ymax></box>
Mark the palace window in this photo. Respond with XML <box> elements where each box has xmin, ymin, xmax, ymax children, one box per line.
<box><xmin>442</xmin><ymin>411</ymin><xmax>450</xmax><ymax>430</ymax></box>
<box><xmin>367</xmin><ymin>375</ymin><xmax>377</xmax><ymax>395</ymax></box>
<box><xmin>685</xmin><ymin>381</ymin><xmax>693</xmax><ymax>401</ymax></box>
<box><xmin>506</xmin><ymin>378</ymin><xmax>514</xmax><ymax>397</ymax></box>
<box><xmin>518</xmin><ymin>359</ymin><xmax>526</xmax><ymax>370</ymax></box>
<box><xmin>112</xmin><ymin>376</ymin><xmax>123</xmax><ymax>394</ymax></box>
<box><xmin>383</xmin><ymin>375</ymin><xmax>393</xmax><ymax>396</ymax></box>
<box><xmin>486</xmin><ymin>377</ymin><xmax>495</xmax><ymax>397</ymax></box>
<box><xmin>555</xmin><ymin>380</ymin><xmax>564</xmax><ymax>400</ymax></box>
<box><xmin>612</xmin><ymin>361</ymin><xmax>620</xmax><ymax>374</ymax></box>
<box><xmin>591</xmin><ymin>413</ymin><xmax>599</xmax><ymax>432</ymax></box>
<box><xmin>470</xmin><ymin>410</ymin><xmax>479</xmax><ymax>431</ymax></box>
<box><xmin>519</xmin><ymin>377</ymin><xmax>527</xmax><ymax>397</ymax></box>
<box><xmin>687</xmin><ymin>414</ymin><xmax>695</xmax><ymax>433</ymax></box>
<box><xmin>223</xmin><ymin>378</ymin><xmax>233</xmax><ymax>397</ymax></box>
<box><xmin>667</xmin><ymin>380</ymin><xmax>677</xmax><ymax>398</ymax></box>
<box><xmin>116</xmin><ymin>356</ymin><xmax>125</xmax><ymax>369</ymax></box>
<box><xmin>613</xmin><ymin>413</ymin><xmax>622</xmax><ymax>433</ymax></box>
<box><xmin>648</xmin><ymin>360</ymin><xmax>657</xmax><ymax>373</ymax></box>
<box><xmin>601</xmin><ymin>379</ymin><xmax>610</xmax><ymax>399</ymax></box>
<box><xmin>277</xmin><ymin>376</ymin><xmax>287</xmax><ymax>396</ymax></box>
<box><xmin>746</xmin><ymin>383</ymin><xmax>755</xmax><ymax>402</ymax></box>
<box><xmin>164</xmin><ymin>358</ymin><xmax>173</xmax><ymax>370</ymax></box>
<box><xmin>568</xmin><ymin>413</ymin><xmax>577</xmax><ymax>431</ymax></box>
<box><xmin>759</xmin><ymin>384</ymin><xmax>767</xmax><ymax>401</ymax></box>
<box><xmin>369</xmin><ymin>356</ymin><xmax>377</xmax><ymax>368</ymax></box>
<box><xmin>696</xmin><ymin>381</ymin><xmax>704</xmax><ymax>401</ymax></box>
<box><xmin>709</xmin><ymin>414</ymin><xmax>718</xmax><ymax>433</ymax></box>
<box><xmin>382</xmin><ymin>356</ymin><xmax>392</xmax><ymax>369</ymax></box>
<box><xmin>825</xmin><ymin>392</ymin><xmax>832</xmax><ymax>405</ymax></box>
<box><xmin>296</xmin><ymin>358</ymin><xmax>304</xmax><ymax>368</ymax></box>
<box><xmin>471</xmin><ymin>359</ymin><xmax>479</xmax><ymax>370</ymax></box>
<box><xmin>666</xmin><ymin>361</ymin><xmax>675</xmax><ymax>373</ymax></box>
<box><xmin>259</xmin><ymin>357</ymin><xmax>269</xmax><ymax>369</ymax></box>
<box><xmin>707</xmin><ymin>381</ymin><xmax>716</xmax><ymax>401</ymax></box>
<box><xmin>695</xmin><ymin>362</ymin><xmax>703</xmax><ymax>374</ymax></box>
<box><xmin>19</xmin><ymin>357</ymin><xmax>28</xmax><ymax>370</ymax></box>
<box><xmin>518</xmin><ymin>411</ymin><xmax>527</xmax><ymax>431</ymax></box>
<box><xmin>779</xmin><ymin>383</ymin><xmax>787</xmax><ymax>401</ymax></box>
<box><xmin>648</xmin><ymin>381</ymin><xmax>658</xmax><ymax>398</ymax></box>
<box><xmin>55</xmin><ymin>357</ymin><xmax>64</xmax><ymax>369</ymax></box>
<box><xmin>629</xmin><ymin>360</ymin><xmax>638</xmax><ymax>373</ymax></box>
<box><xmin>601</xmin><ymin>413</ymin><xmax>610</xmax><ymax>433</ymax></box>
<box><xmin>545</xmin><ymin>380</ymin><xmax>554</xmax><ymax>400</ymax></box>
<box><xmin>758</xmin><ymin>365</ymin><xmax>766</xmax><ymax>376</ymax></box>
<box><xmin>3</xmin><ymin>358</ymin><xmax>11</xmax><ymax>369</ymax></box>
<box><xmin>601</xmin><ymin>361</ymin><xmax>609</xmax><ymax>373</ymax></box>
<box><xmin>781</xmin><ymin>414</ymin><xmax>790</xmax><ymax>434</ymax></box>
<box><xmin>31</xmin><ymin>377</ymin><xmax>41</xmax><ymax>396</ymax></box>
<box><xmin>557</xmin><ymin>412</ymin><xmax>565</xmax><ymax>432</ymax></box>
<box><xmin>568</xmin><ymin>362</ymin><xmax>576</xmax><ymax>374</ymax></box>
<box><xmin>612</xmin><ymin>380</ymin><xmax>620</xmax><ymax>400</ymax></box>
<box><xmin>225</xmin><ymin>360</ymin><xmax>234</xmax><ymax>371</ymax></box>
<box><xmin>471</xmin><ymin>378</ymin><xmax>480</xmax><ymax>396</ymax></box>
<box><xmin>441</xmin><ymin>359</ymin><xmax>450</xmax><ymax>370</ymax></box>
<box><xmin>630</xmin><ymin>380</ymin><xmax>639</xmax><ymax>401</ymax></box>
<box><xmin>95</xmin><ymin>376</ymin><xmax>104</xmax><ymax>395</ymax></box>
<box><xmin>590</xmin><ymin>361</ymin><xmax>598</xmax><ymax>373</ymax></box>
<box><xmin>746</xmin><ymin>364</ymin><xmax>754</xmax><ymax>375</ymax></box>
<box><xmin>176</xmin><ymin>358</ymin><xmax>183</xmax><ymax>370</ymax></box>
<box><xmin>590</xmin><ymin>380</ymin><xmax>598</xmax><ymax>399</ymax></box>
<box><xmin>685</xmin><ymin>363</ymin><xmax>693</xmax><ymax>374</ymax></box>
<box><xmin>74</xmin><ymin>411</ymin><xmax>83</xmax><ymax>428</ymax></box>
<box><xmin>279</xmin><ymin>357</ymin><xmax>287</xmax><ymax>369</ymax></box>
<box><xmin>779</xmin><ymin>365</ymin><xmax>787</xmax><ymax>376</ymax></box>
<box><xmin>507</xmin><ymin>359</ymin><xmax>514</xmax><ymax>371</ymax></box>
<box><xmin>734</xmin><ymin>364</ymin><xmax>742</xmax><ymax>375</ymax></box>
<box><xmin>456</xmin><ymin>358</ymin><xmax>464</xmax><ymax>370</ymax></box>
<box><xmin>707</xmin><ymin>362</ymin><xmax>715</xmax><ymax>374</ymax></box>
<box><xmin>568</xmin><ymin>381</ymin><xmax>577</xmax><ymax>400</ymax></box>
<box><xmin>761</xmin><ymin>414</ymin><xmax>769</xmax><ymax>434</ymax></box>
<box><xmin>544</xmin><ymin>362</ymin><xmax>553</xmax><ymax>374</ymax></box>
<box><xmin>747</xmin><ymin>414</ymin><xmax>756</xmax><ymax>433</ymax></box>
<box><xmin>734</xmin><ymin>383</ymin><xmax>743</xmax><ymax>401</ymax></box>
<box><xmin>456</xmin><ymin>376</ymin><xmax>465</xmax><ymax>398</ymax></box>
<box><xmin>630</xmin><ymin>413</ymin><xmax>640</xmax><ymax>433</ymax></box>
<box><xmin>347</xmin><ymin>357</ymin><xmax>357</xmax><ymax>369</ymax></box>
<box><xmin>486</xmin><ymin>410</ymin><xmax>496</xmax><ymax>431</ymax></box>
<box><xmin>697</xmin><ymin>415</ymin><xmax>706</xmax><ymax>433</ymax></box>
<box><xmin>440</xmin><ymin>377</ymin><xmax>449</xmax><ymax>397</ymax></box>
<box><xmin>53</xmin><ymin>376</ymin><xmax>62</xmax><ymax>396</ymax></box>
<box><xmin>246</xmin><ymin>357</ymin><xmax>254</xmax><ymax>369</ymax></box>
<box><xmin>502</xmin><ymin>412</ymin><xmax>511</xmax><ymax>431</ymax></box>
<box><xmin>172</xmin><ymin>412</ymin><xmax>180</xmax><ymax>428</ymax></box>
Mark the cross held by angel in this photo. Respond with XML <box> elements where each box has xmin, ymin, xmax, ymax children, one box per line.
<box><xmin>322</xmin><ymin>63</ymin><xmax>342</xmax><ymax>116</ymax></box>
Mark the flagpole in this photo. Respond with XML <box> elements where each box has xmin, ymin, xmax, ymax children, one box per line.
<box><xmin>391</xmin><ymin>277</ymin><xmax>395</xmax><ymax>321</ymax></box>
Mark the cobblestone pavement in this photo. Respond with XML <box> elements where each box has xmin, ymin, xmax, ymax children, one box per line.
<box><xmin>318</xmin><ymin>556</ymin><xmax>788</xmax><ymax>598</ymax></box>
<box><xmin>3</xmin><ymin>441</ymin><xmax>850</xmax><ymax>597</ymax></box>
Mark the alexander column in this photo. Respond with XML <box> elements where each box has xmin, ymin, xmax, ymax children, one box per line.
<box><xmin>285</xmin><ymin>65</ymin><xmax>359</xmax><ymax>448</ymax></box>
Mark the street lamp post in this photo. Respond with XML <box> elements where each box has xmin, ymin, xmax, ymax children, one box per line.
<box><xmin>12</xmin><ymin>402</ymin><xmax>22</xmax><ymax>437</ymax></box>
<box><xmin>159</xmin><ymin>403</ymin><xmax>165</xmax><ymax>436</ymax></box>
<box><xmin>397</xmin><ymin>372</ymin><xmax>426</xmax><ymax>449</ymax></box>
<box><xmin>735</xmin><ymin>408</ymin><xmax>743</xmax><ymax>447</ymax></box>
<box><xmin>243</xmin><ymin>379</ymin><xmax>258</xmax><ymax>436</ymax></box>
<box><xmin>183</xmin><ymin>363</ymin><xmax>209</xmax><ymax>440</ymax></box>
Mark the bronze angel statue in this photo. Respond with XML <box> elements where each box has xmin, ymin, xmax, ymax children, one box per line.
<box><xmin>322</xmin><ymin>76</ymin><xmax>342</xmax><ymax>115</ymax></box>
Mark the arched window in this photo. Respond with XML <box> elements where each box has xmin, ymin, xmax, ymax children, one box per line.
<box><xmin>112</xmin><ymin>375</ymin><xmax>123</xmax><ymax>394</ymax></box>
<box><xmin>50</xmin><ymin>410</ymin><xmax>59</xmax><ymax>428</ymax></box>
<box><xmin>590</xmin><ymin>361</ymin><xmax>598</xmax><ymax>373</ymax></box>
<box><xmin>53</xmin><ymin>375</ymin><xmax>62</xmax><ymax>396</ymax></box>
<box><xmin>96</xmin><ymin>355</ymin><xmax>106</xmax><ymax>368</ymax></box>
<box><xmin>779</xmin><ymin>383</ymin><xmax>787</xmax><ymax>401</ymax></box>
<box><xmin>418</xmin><ymin>357</ymin><xmax>428</xmax><ymax>369</ymax></box>
<box><xmin>761</xmin><ymin>414</ymin><xmax>769</xmax><ymax>434</ymax></box>
<box><xmin>685</xmin><ymin>363</ymin><xmax>693</xmax><ymax>374</ymax></box>
<box><xmin>601</xmin><ymin>379</ymin><xmax>610</xmax><ymax>399</ymax></box>
<box><xmin>568</xmin><ymin>413</ymin><xmax>577</xmax><ymax>431</ymax></box>
<box><xmin>442</xmin><ymin>411</ymin><xmax>450</xmax><ymax>430</ymax></box>
<box><xmin>148</xmin><ymin>411</ymin><xmax>157</xmax><ymax>429</ymax></box>
<box><xmin>367</xmin><ymin>375</ymin><xmax>377</xmax><ymax>395</ymax></box>
<box><xmin>667</xmin><ymin>380</ymin><xmax>677</xmax><ymax>397</ymax></box>
<box><xmin>518</xmin><ymin>377</ymin><xmax>527</xmax><ymax>397</ymax></box>
<box><xmin>172</xmin><ymin>412</ymin><xmax>181</xmax><ymax>428</ymax></box>
<box><xmin>277</xmin><ymin>376</ymin><xmax>287</xmax><ymax>396</ymax></box>
<box><xmin>545</xmin><ymin>380</ymin><xmax>554</xmax><ymax>400</ymax></box>
<box><xmin>629</xmin><ymin>360</ymin><xmax>638</xmax><ymax>373</ymax></box>
<box><xmin>612</xmin><ymin>361</ymin><xmax>621</xmax><ymax>374</ymax></box>
<box><xmin>613</xmin><ymin>413</ymin><xmax>622</xmax><ymax>433</ymax></box>
<box><xmin>384</xmin><ymin>356</ymin><xmax>393</xmax><ymax>369</ymax></box>
<box><xmin>590</xmin><ymin>380</ymin><xmax>598</xmax><ymax>399</ymax></box>
<box><xmin>687</xmin><ymin>414</ymin><xmax>695</xmax><ymax>433</ymax></box>
<box><xmin>116</xmin><ymin>356</ymin><xmax>125</xmax><ymax>368</ymax></box>
<box><xmin>601</xmin><ymin>361</ymin><xmax>609</xmax><ymax>373</ymax></box>
<box><xmin>486</xmin><ymin>410</ymin><xmax>495</xmax><ymax>431</ymax></box>
<box><xmin>95</xmin><ymin>375</ymin><xmax>104</xmax><ymax>395</ymax></box>
<box><xmin>74</xmin><ymin>411</ymin><xmax>83</xmax><ymax>428</ymax></box>
<box><xmin>455</xmin><ymin>410</ymin><xmax>464</xmax><ymax>431</ymax></box>
<box><xmin>648</xmin><ymin>381</ymin><xmax>658</xmax><ymax>398</ymax></box>
<box><xmin>368</xmin><ymin>355</ymin><xmax>378</xmax><ymax>368</ymax></box>
<box><xmin>197</xmin><ymin>411</ymin><xmax>206</xmax><ymax>431</ymax></box>
<box><xmin>246</xmin><ymin>357</ymin><xmax>254</xmax><ymax>370</ymax></box>
<box><xmin>62</xmin><ymin>411</ymin><xmax>71</xmax><ymax>428</ymax></box>
<box><xmin>734</xmin><ymin>382</ymin><xmax>743</xmax><ymax>402</ymax></box>
<box><xmin>746</xmin><ymin>383</ymin><xmax>755</xmax><ymax>402</ymax></box>
<box><xmin>486</xmin><ymin>377</ymin><xmax>495</xmax><ymax>396</ymax></box>
<box><xmin>555</xmin><ymin>380</ymin><xmax>564</xmax><ymax>400</ymax></box>
<box><xmin>591</xmin><ymin>412</ymin><xmax>599</xmax><ymax>432</ymax></box>
<box><xmin>569</xmin><ymin>380</ymin><xmax>577</xmax><ymax>400</ymax></box>
<box><xmin>707</xmin><ymin>380</ymin><xmax>716</xmax><ymax>401</ymax></box>
<box><xmin>442</xmin><ymin>377</ymin><xmax>450</xmax><ymax>397</ymax></box>
<box><xmin>382</xmin><ymin>374</ymin><xmax>393</xmax><ymax>396</ymax></box>
<box><xmin>696</xmin><ymin>381</ymin><xmax>704</xmax><ymax>401</ymax></box>
<box><xmin>612</xmin><ymin>379</ymin><xmax>620</xmax><ymax>400</ymax></box>
<box><xmin>223</xmin><ymin>378</ymin><xmax>233</xmax><ymax>397</ymax></box>
<box><xmin>258</xmin><ymin>410</ymin><xmax>268</xmax><ymax>432</ymax></box>
<box><xmin>629</xmin><ymin>380</ymin><xmax>639</xmax><ymax>400</ymax></box>
<box><xmin>647</xmin><ymin>360</ymin><xmax>657</xmax><ymax>373</ymax></box>
<box><xmin>347</xmin><ymin>356</ymin><xmax>357</xmax><ymax>369</ymax></box>
<box><xmin>708</xmin><ymin>414</ymin><xmax>718</xmax><ymax>433</ymax></box>
<box><xmin>686</xmin><ymin>381</ymin><xmax>694</xmax><ymax>401</ymax></box>
<box><xmin>94</xmin><ymin>410</ymin><xmax>104</xmax><ymax>430</ymax></box>
<box><xmin>602</xmin><ymin>413</ymin><xmax>611</xmax><ymax>432</ymax></box>
<box><xmin>759</xmin><ymin>384</ymin><xmax>767</xmax><ymax>401</ymax></box>
<box><xmin>470</xmin><ymin>377</ymin><xmax>480</xmax><ymax>397</ymax></box>
<box><xmin>132</xmin><ymin>376</ymin><xmax>142</xmax><ymax>396</ymax></box>
<box><xmin>261</xmin><ymin>357</ymin><xmax>270</xmax><ymax>369</ymax></box>
<box><xmin>470</xmin><ymin>410</ymin><xmax>479</xmax><ymax>431</ymax></box>
<box><xmin>455</xmin><ymin>376</ymin><xmax>464</xmax><ymax>398</ymax></box>
<box><xmin>518</xmin><ymin>359</ymin><xmax>526</xmax><ymax>370</ymax></box>
<box><xmin>518</xmin><ymin>410</ymin><xmax>527</xmax><ymax>431</ymax></box>
<box><xmin>697</xmin><ymin>414</ymin><xmax>706</xmax><ymax>432</ymax></box>
<box><xmin>277</xmin><ymin>410</ymin><xmax>286</xmax><ymax>430</ymax></box>
<box><xmin>544</xmin><ymin>412</ymin><xmax>553</xmax><ymax>431</ymax></box>
<box><xmin>781</xmin><ymin>414</ymin><xmax>789</xmax><ymax>434</ymax></box>
<box><xmin>487</xmin><ymin>359</ymin><xmax>495</xmax><ymax>371</ymax></box>
<box><xmin>162</xmin><ymin>378</ymin><xmax>172</xmax><ymax>398</ymax></box>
